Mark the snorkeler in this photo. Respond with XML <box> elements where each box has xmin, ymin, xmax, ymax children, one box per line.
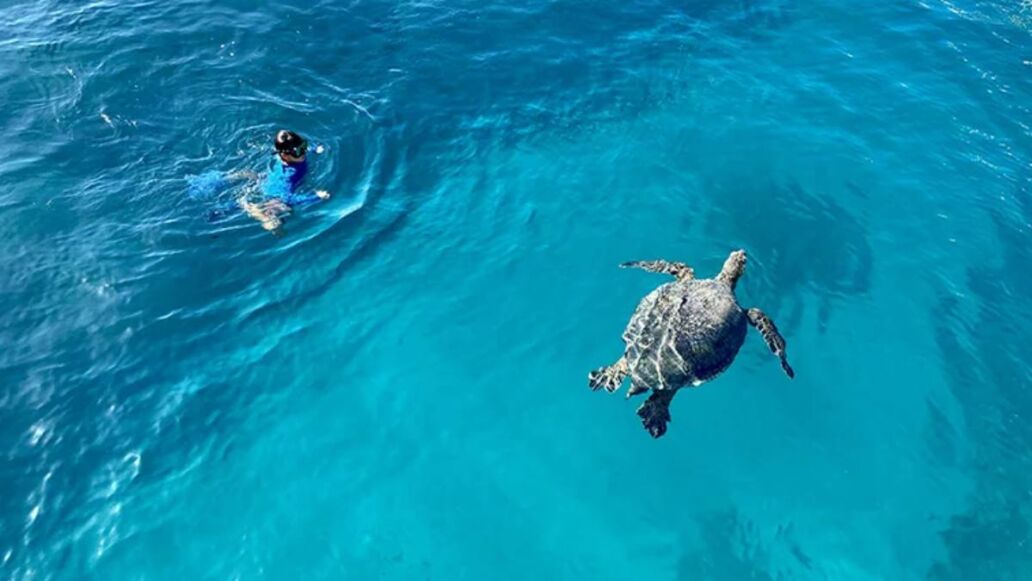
<box><xmin>240</xmin><ymin>130</ymin><xmax>331</xmax><ymax>231</ymax></box>
<box><xmin>189</xmin><ymin>129</ymin><xmax>330</xmax><ymax>231</ymax></box>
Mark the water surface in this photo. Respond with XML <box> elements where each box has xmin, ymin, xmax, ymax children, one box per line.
<box><xmin>1</xmin><ymin>0</ymin><xmax>1031</xmax><ymax>578</ymax></box>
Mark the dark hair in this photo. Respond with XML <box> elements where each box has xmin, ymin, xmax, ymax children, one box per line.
<box><xmin>275</xmin><ymin>130</ymin><xmax>307</xmax><ymax>157</ymax></box>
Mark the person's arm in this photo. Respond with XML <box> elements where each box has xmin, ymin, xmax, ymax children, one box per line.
<box><xmin>187</xmin><ymin>171</ymin><xmax>232</xmax><ymax>200</ymax></box>
<box><xmin>240</xmin><ymin>197</ymin><xmax>283</xmax><ymax>231</ymax></box>
<box><xmin>282</xmin><ymin>189</ymin><xmax>331</xmax><ymax>207</ymax></box>
<box><xmin>188</xmin><ymin>168</ymin><xmax>260</xmax><ymax>201</ymax></box>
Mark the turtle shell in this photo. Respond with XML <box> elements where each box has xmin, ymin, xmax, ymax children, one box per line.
<box><xmin>622</xmin><ymin>279</ymin><xmax>748</xmax><ymax>390</ymax></box>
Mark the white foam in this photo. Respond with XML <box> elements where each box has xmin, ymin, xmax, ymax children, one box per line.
<box><xmin>27</xmin><ymin>421</ymin><xmax>48</xmax><ymax>446</ymax></box>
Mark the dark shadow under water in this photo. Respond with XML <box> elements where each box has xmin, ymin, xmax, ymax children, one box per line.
<box><xmin>927</xmin><ymin>178</ymin><xmax>1032</xmax><ymax>580</ymax></box>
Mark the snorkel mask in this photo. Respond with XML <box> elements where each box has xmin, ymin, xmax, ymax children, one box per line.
<box><xmin>275</xmin><ymin>130</ymin><xmax>308</xmax><ymax>159</ymax></box>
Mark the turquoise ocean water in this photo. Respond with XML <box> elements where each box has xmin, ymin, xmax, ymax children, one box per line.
<box><xmin>2</xmin><ymin>0</ymin><xmax>1032</xmax><ymax>578</ymax></box>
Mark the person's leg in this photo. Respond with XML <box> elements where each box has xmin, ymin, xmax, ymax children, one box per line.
<box><xmin>241</xmin><ymin>199</ymin><xmax>283</xmax><ymax>231</ymax></box>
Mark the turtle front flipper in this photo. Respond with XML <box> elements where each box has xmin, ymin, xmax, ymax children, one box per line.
<box><xmin>636</xmin><ymin>389</ymin><xmax>676</xmax><ymax>438</ymax></box>
<box><xmin>620</xmin><ymin>260</ymin><xmax>694</xmax><ymax>281</ymax></box>
<box><xmin>588</xmin><ymin>357</ymin><xmax>628</xmax><ymax>393</ymax></box>
<box><xmin>747</xmin><ymin>308</ymin><xmax>795</xmax><ymax>379</ymax></box>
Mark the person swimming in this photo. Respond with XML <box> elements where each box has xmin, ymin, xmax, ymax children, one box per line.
<box><xmin>240</xmin><ymin>130</ymin><xmax>331</xmax><ymax>231</ymax></box>
<box><xmin>190</xmin><ymin>129</ymin><xmax>331</xmax><ymax>230</ymax></box>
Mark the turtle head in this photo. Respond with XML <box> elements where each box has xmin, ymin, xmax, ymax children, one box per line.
<box><xmin>718</xmin><ymin>249</ymin><xmax>747</xmax><ymax>289</ymax></box>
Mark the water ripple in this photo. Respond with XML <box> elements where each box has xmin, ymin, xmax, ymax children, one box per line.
<box><xmin>2</xmin><ymin>0</ymin><xmax>1032</xmax><ymax>578</ymax></box>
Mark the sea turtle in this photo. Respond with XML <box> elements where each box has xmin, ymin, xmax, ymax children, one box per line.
<box><xmin>588</xmin><ymin>250</ymin><xmax>794</xmax><ymax>438</ymax></box>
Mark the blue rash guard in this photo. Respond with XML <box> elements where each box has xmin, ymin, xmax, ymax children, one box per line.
<box><xmin>198</xmin><ymin>156</ymin><xmax>324</xmax><ymax>221</ymax></box>
<box><xmin>263</xmin><ymin>158</ymin><xmax>323</xmax><ymax>207</ymax></box>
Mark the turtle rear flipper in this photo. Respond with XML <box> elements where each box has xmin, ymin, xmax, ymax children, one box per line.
<box><xmin>589</xmin><ymin>357</ymin><xmax>628</xmax><ymax>393</ymax></box>
<box><xmin>636</xmin><ymin>389</ymin><xmax>676</xmax><ymax>438</ymax></box>
<box><xmin>747</xmin><ymin>308</ymin><xmax>794</xmax><ymax>379</ymax></box>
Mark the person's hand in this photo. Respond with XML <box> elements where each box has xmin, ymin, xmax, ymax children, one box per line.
<box><xmin>316</xmin><ymin>190</ymin><xmax>331</xmax><ymax>200</ymax></box>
